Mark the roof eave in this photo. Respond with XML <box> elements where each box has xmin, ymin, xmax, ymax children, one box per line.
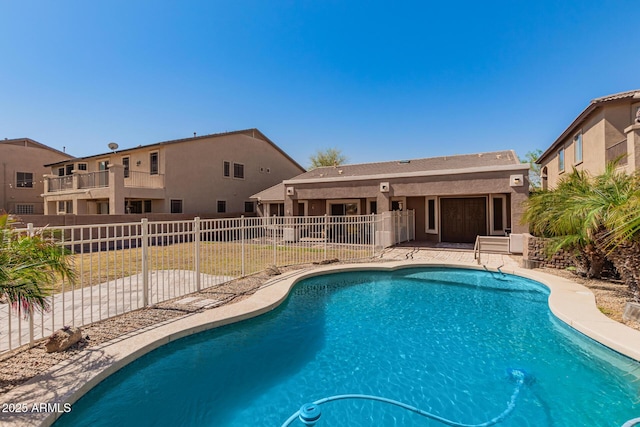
<box><xmin>284</xmin><ymin>163</ymin><xmax>529</xmax><ymax>185</ymax></box>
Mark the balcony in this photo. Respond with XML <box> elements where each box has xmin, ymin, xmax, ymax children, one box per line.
<box><xmin>606</xmin><ymin>139</ymin><xmax>628</xmax><ymax>166</ymax></box>
<box><xmin>46</xmin><ymin>170</ymin><xmax>164</xmax><ymax>193</ymax></box>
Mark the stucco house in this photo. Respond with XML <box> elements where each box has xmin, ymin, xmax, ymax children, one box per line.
<box><xmin>42</xmin><ymin>129</ymin><xmax>305</xmax><ymax>216</ymax></box>
<box><xmin>537</xmin><ymin>89</ymin><xmax>640</xmax><ymax>189</ymax></box>
<box><xmin>0</xmin><ymin>138</ymin><xmax>73</xmax><ymax>214</ymax></box>
<box><xmin>252</xmin><ymin>150</ymin><xmax>530</xmax><ymax>244</ymax></box>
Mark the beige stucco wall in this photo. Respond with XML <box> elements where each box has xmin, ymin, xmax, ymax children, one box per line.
<box><xmin>44</xmin><ymin>132</ymin><xmax>304</xmax><ymax>215</ymax></box>
<box><xmin>284</xmin><ymin>168</ymin><xmax>530</xmax><ymax>240</ymax></box>
<box><xmin>0</xmin><ymin>141</ymin><xmax>72</xmax><ymax>214</ymax></box>
<box><xmin>541</xmin><ymin>100</ymin><xmax>640</xmax><ymax>189</ymax></box>
<box><xmin>161</xmin><ymin>133</ymin><xmax>303</xmax><ymax>214</ymax></box>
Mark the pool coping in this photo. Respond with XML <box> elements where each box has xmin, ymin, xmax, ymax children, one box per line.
<box><xmin>3</xmin><ymin>260</ymin><xmax>640</xmax><ymax>426</ymax></box>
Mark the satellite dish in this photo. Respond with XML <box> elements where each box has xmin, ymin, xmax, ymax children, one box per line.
<box><xmin>108</xmin><ymin>142</ymin><xmax>119</xmax><ymax>151</ymax></box>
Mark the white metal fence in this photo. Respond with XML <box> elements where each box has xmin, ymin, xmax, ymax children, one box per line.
<box><xmin>1</xmin><ymin>210</ymin><xmax>414</xmax><ymax>354</ymax></box>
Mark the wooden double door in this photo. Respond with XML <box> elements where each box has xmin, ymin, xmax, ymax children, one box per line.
<box><xmin>440</xmin><ymin>198</ymin><xmax>487</xmax><ymax>243</ymax></box>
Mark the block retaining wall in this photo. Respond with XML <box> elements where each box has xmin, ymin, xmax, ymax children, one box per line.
<box><xmin>522</xmin><ymin>233</ymin><xmax>574</xmax><ymax>270</ymax></box>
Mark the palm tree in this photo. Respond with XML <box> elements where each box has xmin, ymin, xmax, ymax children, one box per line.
<box><xmin>523</xmin><ymin>168</ymin><xmax>607</xmax><ymax>278</ymax></box>
<box><xmin>0</xmin><ymin>214</ymin><xmax>74</xmax><ymax>315</ymax></box>
<box><xmin>599</xmin><ymin>171</ymin><xmax>640</xmax><ymax>295</ymax></box>
<box><xmin>524</xmin><ymin>163</ymin><xmax>640</xmax><ymax>288</ymax></box>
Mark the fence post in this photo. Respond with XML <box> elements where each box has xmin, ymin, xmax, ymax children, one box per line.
<box><xmin>272</xmin><ymin>217</ymin><xmax>277</xmax><ymax>266</ymax></box>
<box><xmin>27</xmin><ymin>223</ymin><xmax>36</xmax><ymax>347</ymax></box>
<box><xmin>241</xmin><ymin>215</ymin><xmax>245</xmax><ymax>277</ymax></box>
<box><xmin>141</xmin><ymin>218</ymin><xmax>149</xmax><ymax>307</ymax></box>
<box><xmin>194</xmin><ymin>217</ymin><xmax>201</xmax><ymax>292</ymax></box>
<box><xmin>371</xmin><ymin>214</ymin><xmax>376</xmax><ymax>257</ymax></box>
<box><xmin>324</xmin><ymin>214</ymin><xmax>328</xmax><ymax>260</ymax></box>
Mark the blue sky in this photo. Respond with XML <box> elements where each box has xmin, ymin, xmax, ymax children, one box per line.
<box><xmin>1</xmin><ymin>1</ymin><xmax>638</xmax><ymax>168</ymax></box>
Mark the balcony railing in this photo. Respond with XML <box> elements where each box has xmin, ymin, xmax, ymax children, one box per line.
<box><xmin>606</xmin><ymin>139</ymin><xmax>628</xmax><ymax>165</ymax></box>
<box><xmin>46</xmin><ymin>171</ymin><xmax>164</xmax><ymax>193</ymax></box>
<box><xmin>125</xmin><ymin>171</ymin><xmax>165</xmax><ymax>188</ymax></box>
<box><xmin>78</xmin><ymin>171</ymin><xmax>109</xmax><ymax>189</ymax></box>
<box><xmin>47</xmin><ymin>176</ymin><xmax>73</xmax><ymax>192</ymax></box>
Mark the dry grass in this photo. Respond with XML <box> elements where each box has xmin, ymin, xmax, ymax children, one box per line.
<box><xmin>52</xmin><ymin>242</ymin><xmax>371</xmax><ymax>293</ymax></box>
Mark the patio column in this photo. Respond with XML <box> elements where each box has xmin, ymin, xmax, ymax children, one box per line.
<box><xmin>625</xmin><ymin>123</ymin><xmax>640</xmax><ymax>172</ymax></box>
<box><xmin>108</xmin><ymin>163</ymin><xmax>125</xmax><ymax>214</ymax></box>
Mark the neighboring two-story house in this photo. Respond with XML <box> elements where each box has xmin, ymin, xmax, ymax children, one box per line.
<box><xmin>537</xmin><ymin>89</ymin><xmax>640</xmax><ymax>189</ymax></box>
<box><xmin>42</xmin><ymin>129</ymin><xmax>305</xmax><ymax>216</ymax></box>
<box><xmin>0</xmin><ymin>138</ymin><xmax>73</xmax><ymax>214</ymax></box>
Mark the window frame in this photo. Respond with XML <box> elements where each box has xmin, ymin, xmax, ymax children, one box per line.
<box><xmin>15</xmin><ymin>204</ymin><xmax>34</xmax><ymax>214</ymax></box>
<box><xmin>170</xmin><ymin>199</ymin><xmax>183</xmax><ymax>214</ymax></box>
<box><xmin>149</xmin><ymin>152</ymin><xmax>159</xmax><ymax>175</ymax></box>
<box><xmin>489</xmin><ymin>194</ymin><xmax>507</xmax><ymax>235</ymax></box>
<box><xmin>16</xmin><ymin>172</ymin><xmax>34</xmax><ymax>188</ymax></box>
<box><xmin>223</xmin><ymin>161</ymin><xmax>230</xmax><ymax>178</ymax></box>
<box><xmin>326</xmin><ymin>199</ymin><xmax>360</xmax><ymax>216</ymax></box>
<box><xmin>233</xmin><ymin>162</ymin><xmax>245</xmax><ymax>179</ymax></box>
<box><xmin>122</xmin><ymin>156</ymin><xmax>130</xmax><ymax>178</ymax></box>
<box><xmin>558</xmin><ymin>147</ymin><xmax>565</xmax><ymax>173</ymax></box>
<box><xmin>425</xmin><ymin>197</ymin><xmax>438</xmax><ymax>234</ymax></box>
<box><xmin>244</xmin><ymin>201</ymin><xmax>255</xmax><ymax>213</ymax></box>
<box><xmin>573</xmin><ymin>131</ymin><xmax>583</xmax><ymax>165</ymax></box>
<box><xmin>217</xmin><ymin>200</ymin><xmax>227</xmax><ymax>213</ymax></box>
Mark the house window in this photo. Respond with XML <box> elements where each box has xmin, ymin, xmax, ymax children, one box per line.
<box><xmin>122</xmin><ymin>157</ymin><xmax>130</xmax><ymax>178</ymax></box>
<box><xmin>329</xmin><ymin>200</ymin><xmax>359</xmax><ymax>216</ymax></box>
<box><xmin>269</xmin><ymin>203</ymin><xmax>284</xmax><ymax>216</ymax></box>
<box><xmin>490</xmin><ymin>195</ymin><xmax>507</xmax><ymax>235</ymax></box>
<box><xmin>244</xmin><ymin>201</ymin><xmax>255</xmax><ymax>213</ymax></box>
<box><xmin>558</xmin><ymin>147</ymin><xmax>565</xmax><ymax>173</ymax></box>
<box><xmin>16</xmin><ymin>204</ymin><xmax>34</xmax><ymax>214</ymax></box>
<box><xmin>144</xmin><ymin>200</ymin><xmax>152</xmax><ymax>213</ymax></box>
<box><xmin>223</xmin><ymin>161</ymin><xmax>230</xmax><ymax>177</ymax></box>
<box><xmin>426</xmin><ymin>198</ymin><xmax>437</xmax><ymax>233</ymax></box>
<box><xmin>77</xmin><ymin>163</ymin><xmax>87</xmax><ymax>171</ymax></box>
<box><xmin>170</xmin><ymin>199</ymin><xmax>183</xmax><ymax>213</ymax></box>
<box><xmin>57</xmin><ymin>167</ymin><xmax>65</xmax><ymax>176</ymax></box>
<box><xmin>126</xmin><ymin>200</ymin><xmax>142</xmax><ymax>214</ymax></box>
<box><xmin>66</xmin><ymin>164</ymin><xmax>74</xmax><ymax>175</ymax></box>
<box><xmin>16</xmin><ymin>172</ymin><xmax>34</xmax><ymax>188</ymax></box>
<box><xmin>217</xmin><ymin>200</ymin><xmax>226</xmax><ymax>213</ymax></box>
<box><xmin>233</xmin><ymin>163</ymin><xmax>244</xmax><ymax>179</ymax></box>
<box><xmin>574</xmin><ymin>132</ymin><xmax>583</xmax><ymax>164</ymax></box>
<box><xmin>150</xmin><ymin>152</ymin><xmax>159</xmax><ymax>175</ymax></box>
<box><xmin>57</xmin><ymin>201</ymin><xmax>73</xmax><ymax>214</ymax></box>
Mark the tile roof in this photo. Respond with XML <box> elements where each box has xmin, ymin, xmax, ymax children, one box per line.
<box><xmin>251</xmin><ymin>183</ymin><xmax>284</xmax><ymax>201</ymax></box>
<box><xmin>288</xmin><ymin>150</ymin><xmax>521</xmax><ymax>181</ymax></box>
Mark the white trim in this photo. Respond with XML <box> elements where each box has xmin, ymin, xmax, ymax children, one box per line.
<box><xmin>573</xmin><ymin>130</ymin><xmax>583</xmax><ymax>165</ymax></box>
<box><xmin>425</xmin><ymin>197</ymin><xmax>438</xmax><ymax>234</ymax></box>
<box><xmin>489</xmin><ymin>194</ymin><xmax>507</xmax><ymax>235</ymax></box>
<box><xmin>284</xmin><ymin>164</ymin><xmax>530</xmax><ymax>185</ymax></box>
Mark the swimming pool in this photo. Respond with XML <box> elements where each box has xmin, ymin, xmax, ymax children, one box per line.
<box><xmin>54</xmin><ymin>267</ymin><xmax>640</xmax><ymax>426</ymax></box>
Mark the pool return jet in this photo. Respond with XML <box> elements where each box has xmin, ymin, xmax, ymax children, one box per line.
<box><xmin>281</xmin><ymin>369</ymin><xmax>528</xmax><ymax>427</ymax></box>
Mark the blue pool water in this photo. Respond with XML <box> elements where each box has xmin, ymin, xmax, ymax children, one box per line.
<box><xmin>54</xmin><ymin>268</ymin><xmax>640</xmax><ymax>426</ymax></box>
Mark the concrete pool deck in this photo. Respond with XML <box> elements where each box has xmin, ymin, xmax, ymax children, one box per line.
<box><xmin>3</xmin><ymin>252</ymin><xmax>640</xmax><ymax>426</ymax></box>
